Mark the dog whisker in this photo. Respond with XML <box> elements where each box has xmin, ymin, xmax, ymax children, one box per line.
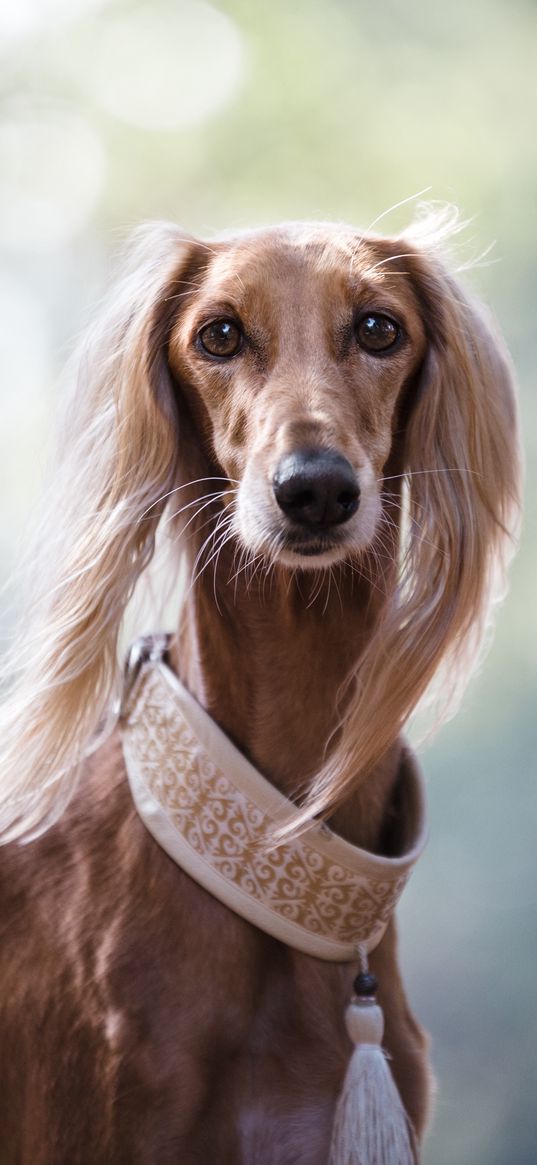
<box><xmin>363</xmin><ymin>252</ymin><xmax>419</xmax><ymax>276</ymax></box>
<box><xmin>379</xmin><ymin>468</ymin><xmax>483</xmax><ymax>483</ymax></box>
<box><xmin>363</xmin><ymin>188</ymin><xmax>433</xmax><ymax>236</ymax></box>
<box><xmin>164</xmin><ymin>490</ymin><xmax>230</xmax><ymax>529</ymax></box>
<box><xmin>139</xmin><ymin>477</ymin><xmax>240</xmax><ymax>521</ymax></box>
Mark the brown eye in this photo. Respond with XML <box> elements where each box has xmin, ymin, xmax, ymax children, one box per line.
<box><xmin>355</xmin><ymin>313</ymin><xmax>400</xmax><ymax>354</ymax></box>
<box><xmin>198</xmin><ymin>319</ymin><xmax>243</xmax><ymax>358</ymax></box>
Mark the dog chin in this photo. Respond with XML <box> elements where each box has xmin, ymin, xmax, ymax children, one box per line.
<box><xmin>274</xmin><ymin>541</ymin><xmax>350</xmax><ymax>570</ymax></box>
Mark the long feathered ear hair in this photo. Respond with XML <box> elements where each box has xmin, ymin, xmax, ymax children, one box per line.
<box><xmin>295</xmin><ymin>214</ymin><xmax>523</xmax><ymax>828</ymax></box>
<box><xmin>0</xmin><ymin>223</ymin><xmax>203</xmax><ymax>842</ymax></box>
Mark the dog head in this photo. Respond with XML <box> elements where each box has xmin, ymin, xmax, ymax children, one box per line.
<box><xmin>166</xmin><ymin>223</ymin><xmax>427</xmax><ymax>570</ymax></box>
<box><xmin>0</xmin><ymin>213</ymin><xmax>521</xmax><ymax>839</ymax></box>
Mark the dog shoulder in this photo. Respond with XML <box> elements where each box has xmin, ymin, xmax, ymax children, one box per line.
<box><xmin>0</xmin><ymin>729</ymin><xmax>145</xmax><ymax>955</ymax></box>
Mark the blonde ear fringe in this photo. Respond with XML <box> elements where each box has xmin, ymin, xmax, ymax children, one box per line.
<box><xmin>0</xmin><ymin>223</ymin><xmax>194</xmax><ymax>842</ymax></box>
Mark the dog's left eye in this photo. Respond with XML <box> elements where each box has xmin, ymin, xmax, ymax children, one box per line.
<box><xmin>198</xmin><ymin>319</ymin><xmax>243</xmax><ymax>358</ymax></box>
<box><xmin>355</xmin><ymin>313</ymin><xmax>400</xmax><ymax>354</ymax></box>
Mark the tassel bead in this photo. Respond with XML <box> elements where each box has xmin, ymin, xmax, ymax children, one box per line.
<box><xmin>353</xmin><ymin>972</ymin><xmax>378</xmax><ymax>997</ymax></box>
<box><xmin>345</xmin><ymin>1000</ymin><xmax>384</xmax><ymax>1047</ymax></box>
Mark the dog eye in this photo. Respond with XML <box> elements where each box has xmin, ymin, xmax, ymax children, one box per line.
<box><xmin>198</xmin><ymin>319</ymin><xmax>243</xmax><ymax>358</ymax></box>
<box><xmin>355</xmin><ymin>313</ymin><xmax>400</xmax><ymax>354</ymax></box>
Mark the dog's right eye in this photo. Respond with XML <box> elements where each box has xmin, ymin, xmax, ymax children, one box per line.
<box><xmin>198</xmin><ymin>319</ymin><xmax>243</xmax><ymax>359</ymax></box>
<box><xmin>354</xmin><ymin>312</ymin><xmax>401</xmax><ymax>354</ymax></box>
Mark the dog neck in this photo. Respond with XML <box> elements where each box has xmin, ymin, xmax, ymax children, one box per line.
<box><xmin>120</xmin><ymin>645</ymin><xmax>427</xmax><ymax>961</ymax></box>
<box><xmin>168</xmin><ymin>501</ymin><xmax>401</xmax><ymax>852</ymax></box>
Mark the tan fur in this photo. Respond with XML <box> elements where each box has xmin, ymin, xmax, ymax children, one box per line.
<box><xmin>0</xmin><ymin>216</ymin><xmax>521</xmax><ymax>1161</ymax></box>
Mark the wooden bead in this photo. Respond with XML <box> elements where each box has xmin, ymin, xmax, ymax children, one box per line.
<box><xmin>345</xmin><ymin>1001</ymin><xmax>384</xmax><ymax>1046</ymax></box>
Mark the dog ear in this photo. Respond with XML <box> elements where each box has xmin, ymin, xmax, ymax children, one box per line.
<box><xmin>400</xmin><ymin>247</ymin><xmax>521</xmax><ymax>680</ymax></box>
<box><xmin>0</xmin><ymin>224</ymin><xmax>208</xmax><ymax>842</ymax></box>
<box><xmin>292</xmin><ymin>239</ymin><xmax>522</xmax><ymax>833</ymax></box>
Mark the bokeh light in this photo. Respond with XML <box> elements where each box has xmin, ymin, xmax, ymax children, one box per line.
<box><xmin>77</xmin><ymin>1</ymin><xmax>247</xmax><ymax>131</ymax></box>
<box><xmin>0</xmin><ymin>100</ymin><xmax>106</xmax><ymax>251</ymax></box>
<box><xmin>0</xmin><ymin>0</ymin><xmax>107</xmax><ymax>48</ymax></box>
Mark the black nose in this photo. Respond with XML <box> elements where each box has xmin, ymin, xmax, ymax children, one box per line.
<box><xmin>273</xmin><ymin>449</ymin><xmax>360</xmax><ymax>529</ymax></box>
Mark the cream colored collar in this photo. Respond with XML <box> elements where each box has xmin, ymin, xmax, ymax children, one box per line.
<box><xmin>120</xmin><ymin>635</ymin><xmax>427</xmax><ymax>962</ymax></box>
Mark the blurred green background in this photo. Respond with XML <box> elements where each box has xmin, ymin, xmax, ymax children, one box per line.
<box><xmin>0</xmin><ymin>1</ymin><xmax>535</xmax><ymax>1160</ymax></box>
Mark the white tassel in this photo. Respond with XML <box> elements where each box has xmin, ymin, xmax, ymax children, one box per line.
<box><xmin>330</xmin><ymin>980</ymin><xmax>416</xmax><ymax>1165</ymax></box>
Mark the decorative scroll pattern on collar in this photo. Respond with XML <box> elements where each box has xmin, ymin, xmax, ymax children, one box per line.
<box><xmin>120</xmin><ymin>637</ymin><xmax>427</xmax><ymax>962</ymax></box>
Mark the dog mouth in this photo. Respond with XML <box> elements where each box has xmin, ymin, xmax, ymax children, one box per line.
<box><xmin>287</xmin><ymin>537</ymin><xmax>338</xmax><ymax>557</ymax></box>
<box><xmin>272</xmin><ymin>528</ymin><xmax>350</xmax><ymax>568</ymax></box>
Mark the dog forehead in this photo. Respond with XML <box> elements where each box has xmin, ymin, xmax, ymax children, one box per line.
<box><xmin>196</xmin><ymin>224</ymin><xmax>410</xmax><ymax>301</ymax></box>
<box><xmin>210</xmin><ymin>223</ymin><xmax>362</xmax><ymax>278</ymax></box>
<box><xmin>190</xmin><ymin>224</ymin><xmax>424</xmax><ymax>331</ymax></box>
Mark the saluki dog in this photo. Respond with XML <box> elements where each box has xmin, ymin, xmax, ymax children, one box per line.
<box><xmin>0</xmin><ymin>214</ymin><xmax>521</xmax><ymax>1163</ymax></box>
